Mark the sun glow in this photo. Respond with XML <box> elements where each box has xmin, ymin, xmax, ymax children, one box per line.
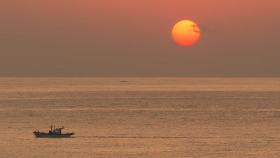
<box><xmin>172</xmin><ymin>20</ymin><xmax>201</xmax><ymax>46</ymax></box>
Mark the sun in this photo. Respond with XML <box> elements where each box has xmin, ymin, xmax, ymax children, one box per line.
<box><xmin>172</xmin><ymin>20</ymin><xmax>201</xmax><ymax>46</ymax></box>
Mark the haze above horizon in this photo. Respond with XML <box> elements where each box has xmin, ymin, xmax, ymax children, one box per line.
<box><xmin>1</xmin><ymin>0</ymin><xmax>279</xmax><ymax>77</ymax></box>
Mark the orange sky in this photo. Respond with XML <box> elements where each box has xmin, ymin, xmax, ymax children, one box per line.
<box><xmin>0</xmin><ymin>0</ymin><xmax>279</xmax><ymax>76</ymax></box>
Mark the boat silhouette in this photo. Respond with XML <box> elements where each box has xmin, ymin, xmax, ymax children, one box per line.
<box><xmin>33</xmin><ymin>125</ymin><xmax>74</xmax><ymax>138</ymax></box>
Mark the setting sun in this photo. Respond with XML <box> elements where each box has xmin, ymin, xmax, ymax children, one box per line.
<box><xmin>172</xmin><ymin>20</ymin><xmax>201</xmax><ymax>46</ymax></box>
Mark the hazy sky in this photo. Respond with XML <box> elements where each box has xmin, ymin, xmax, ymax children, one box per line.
<box><xmin>1</xmin><ymin>0</ymin><xmax>279</xmax><ymax>77</ymax></box>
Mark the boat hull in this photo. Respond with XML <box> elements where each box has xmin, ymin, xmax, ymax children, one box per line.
<box><xmin>33</xmin><ymin>131</ymin><xmax>74</xmax><ymax>138</ymax></box>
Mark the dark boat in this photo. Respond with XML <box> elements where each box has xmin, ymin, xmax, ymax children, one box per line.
<box><xmin>33</xmin><ymin>125</ymin><xmax>74</xmax><ymax>138</ymax></box>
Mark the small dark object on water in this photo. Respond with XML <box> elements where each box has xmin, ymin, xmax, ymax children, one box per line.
<box><xmin>33</xmin><ymin>125</ymin><xmax>74</xmax><ymax>138</ymax></box>
<box><xmin>120</xmin><ymin>80</ymin><xmax>129</xmax><ymax>82</ymax></box>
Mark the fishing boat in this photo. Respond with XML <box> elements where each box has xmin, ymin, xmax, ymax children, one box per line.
<box><xmin>33</xmin><ymin>125</ymin><xmax>74</xmax><ymax>138</ymax></box>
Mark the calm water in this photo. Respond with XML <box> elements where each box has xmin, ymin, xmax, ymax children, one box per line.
<box><xmin>0</xmin><ymin>78</ymin><xmax>279</xmax><ymax>158</ymax></box>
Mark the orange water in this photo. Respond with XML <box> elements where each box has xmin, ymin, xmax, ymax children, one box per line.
<box><xmin>0</xmin><ymin>78</ymin><xmax>279</xmax><ymax>158</ymax></box>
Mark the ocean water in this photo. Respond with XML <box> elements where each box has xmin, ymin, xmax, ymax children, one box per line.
<box><xmin>0</xmin><ymin>78</ymin><xmax>279</xmax><ymax>158</ymax></box>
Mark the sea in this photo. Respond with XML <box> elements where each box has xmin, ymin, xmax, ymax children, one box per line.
<box><xmin>0</xmin><ymin>78</ymin><xmax>279</xmax><ymax>158</ymax></box>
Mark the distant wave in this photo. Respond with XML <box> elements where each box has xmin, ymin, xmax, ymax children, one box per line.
<box><xmin>77</xmin><ymin>136</ymin><xmax>190</xmax><ymax>139</ymax></box>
